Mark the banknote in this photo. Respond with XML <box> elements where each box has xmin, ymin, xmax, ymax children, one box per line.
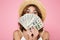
<box><xmin>18</xmin><ymin>14</ymin><xmax>43</xmax><ymax>30</ymax></box>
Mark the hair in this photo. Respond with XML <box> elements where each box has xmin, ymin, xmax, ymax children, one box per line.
<box><xmin>18</xmin><ymin>4</ymin><xmax>43</xmax><ymax>32</ymax></box>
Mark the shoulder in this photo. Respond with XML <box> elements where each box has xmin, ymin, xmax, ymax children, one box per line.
<box><xmin>42</xmin><ymin>30</ymin><xmax>49</xmax><ymax>40</ymax></box>
<box><xmin>44</xmin><ymin>31</ymin><xmax>49</xmax><ymax>37</ymax></box>
<box><xmin>13</xmin><ymin>30</ymin><xmax>22</xmax><ymax>40</ymax></box>
<box><xmin>44</xmin><ymin>30</ymin><xmax>49</xmax><ymax>35</ymax></box>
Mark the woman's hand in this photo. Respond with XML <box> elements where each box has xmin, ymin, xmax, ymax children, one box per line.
<box><xmin>31</xmin><ymin>27</ymin><xmax>39</xmax><ymax>40</ymax></box>
<box><xmin>26</xmin><ymin>26</ymin><xmax>40</xmax><ymax>40</ymax></box>
<box><xmin>26</xmin><ymin>29</ymin><xmax>33</xmax><ymax>40</ymax></box>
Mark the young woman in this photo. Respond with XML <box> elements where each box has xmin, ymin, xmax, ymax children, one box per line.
<box><xmin>13</xmin><ymin>0</ymin><xmax>49</xmax><ymax>40</ymax></box>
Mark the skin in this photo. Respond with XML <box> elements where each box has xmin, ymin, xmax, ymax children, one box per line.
<box><xmin>13</xmin><ymin>6</ymin><xmax>49</xmax><ymax>40</ymax></box>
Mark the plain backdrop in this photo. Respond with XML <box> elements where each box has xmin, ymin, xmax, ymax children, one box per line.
<box><xmin>0</xmin><ymin>0</ymin><xmax>60</xmax><ymax>40</ymax></box>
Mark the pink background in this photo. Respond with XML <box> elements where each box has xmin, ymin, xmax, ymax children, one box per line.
<box><xmin>0</xmin><ymin>0</ymin><xmax>60</xmax><ymax>40</ymax></box>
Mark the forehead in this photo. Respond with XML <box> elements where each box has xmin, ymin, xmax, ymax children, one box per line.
<box><xmin>27</xmin><ymin>6</ymin><xmax>36</xmax><ymax>10</ymax></box>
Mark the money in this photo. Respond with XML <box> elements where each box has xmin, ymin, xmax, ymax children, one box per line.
<box><xmin>18</xmin><ymin>14</ymin><xmax>43</xmax><ymax>30</ymax></box>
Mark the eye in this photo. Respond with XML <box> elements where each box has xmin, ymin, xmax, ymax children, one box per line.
<box><xmin>26</xmin><ymin>9</ymin><xmax>30</xmax><ymax>13</ymax></box>
<box><xmin>34</xmin><ymin>11</ymin><xmax>37</xmax><ymax>14</ymax></box>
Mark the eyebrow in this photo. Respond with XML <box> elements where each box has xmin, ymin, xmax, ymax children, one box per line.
<box><xmin>33</xmin><ymin>10</ymin><xmax>37</xmax><ymax>12</ymax></box>
<box><xmin>26</xmin><ymin>9</ymin><xmax>37</xmax><ymax>12</ymax></box>
<box><xmin>26</xmin><ymin>9</ymin><xmax>29</xmax><ymax>10</ymax></box>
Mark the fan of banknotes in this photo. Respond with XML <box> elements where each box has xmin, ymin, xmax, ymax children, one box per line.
<box><xmin>18</xmin><ymin>14</ymin><xmax>43</xmax><ymax>30</ymax></box>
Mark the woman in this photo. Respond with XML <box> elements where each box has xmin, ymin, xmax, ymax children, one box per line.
<box><xmin>13</xmin><ymin>0</ymin><xmax>49</xmax><ymax>40</ymax></box>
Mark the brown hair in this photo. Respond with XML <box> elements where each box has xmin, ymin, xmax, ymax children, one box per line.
<box><xmin>18</xmin><ymin>4</ymin><xmax>43</xmax><ymax>32</ymax></box>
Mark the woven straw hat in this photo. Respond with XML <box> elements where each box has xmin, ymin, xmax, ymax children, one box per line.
<box><xmin>18</xmin><ymin>0</ymin><xmax>46</xmax><ymax>22</ymax></box>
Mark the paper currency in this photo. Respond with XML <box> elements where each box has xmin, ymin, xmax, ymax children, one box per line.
<box><xmin>18</xmin><ymin>14</ymin><xmax>43</xmax><ymax>30</ymax></box>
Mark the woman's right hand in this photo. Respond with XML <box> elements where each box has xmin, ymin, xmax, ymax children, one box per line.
<box><xmin>26</xmin><ymin>28</ymin><xmax>33</xmax><ymax>40</ymax></box>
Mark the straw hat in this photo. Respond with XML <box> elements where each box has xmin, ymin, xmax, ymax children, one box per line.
<box><xmin>18</xmin><ymin>0</ymin><xmax>46</xmax><ymax>22</ymax></box>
